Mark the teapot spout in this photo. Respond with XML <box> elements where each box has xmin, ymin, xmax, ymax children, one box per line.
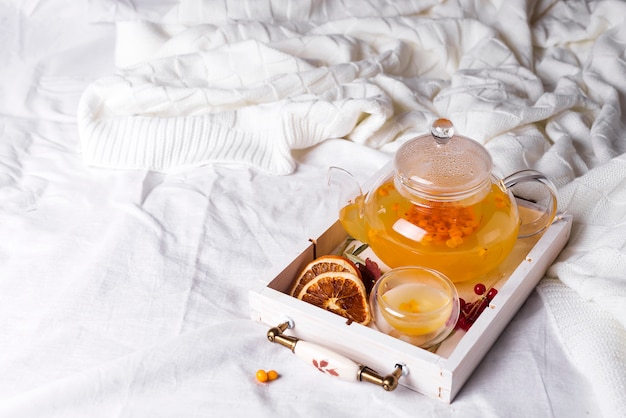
<box><xmin>327</xmin><ymin>166</ymin><xmax>368</xmax><ymax>243</ymax></box>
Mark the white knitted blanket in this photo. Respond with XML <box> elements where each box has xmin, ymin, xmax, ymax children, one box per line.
<box><xmin>78</xmin><ymin>1</ymin><xmax>626</xmax><ymax>415</ymax></box>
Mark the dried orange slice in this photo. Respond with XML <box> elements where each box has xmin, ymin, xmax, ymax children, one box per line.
<box><xmin>289</xmin><ymin>255</ymin><xmax>360</xmax><ymax>298</ymax></box>
<box><xmin>297</xmin><ymin>271</ymin><xmax>371</xmax><ymax>325</ymax></box>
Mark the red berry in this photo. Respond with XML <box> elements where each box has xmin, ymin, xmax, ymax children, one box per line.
<box><xmin>474</xmin><ymin>299</ymin><xmax>489</xmax><ymax>319</ymax></box>
<box><xmin>462</xmin><ymin>301</ymin><xmax>474</xmax><ymax>314</ymax></box>
<box><xmin>457</xmin><ymin>316</ymin><xmax>472</xmax><ymax>331</ymax></box>
<box><xmin>459</xmin><ymin>298</ymin><xmax>466</xmax><ymax>310</ymax></box>
<box><xmin>487</xmin><ymin>287</ymin><xmax>498</xmax><ymax>300</ymax></box>
<box><xmin>456</xmin><ymin>316</ymin><xmax>465</xmax><ymax>329</ymax></box>
<box><xmin>474</xmin><ymin>283</ymin><xmax>486</xmax><ymax>295</ymax></box>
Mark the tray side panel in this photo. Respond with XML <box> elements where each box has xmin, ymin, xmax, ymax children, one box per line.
<box><xmin>444</xmin><ymin>215</ymin><xmax>572</xmax><ymax>399</ymax></box>
<box><xmin>249</xmin><ymin>288</ymin><xmax>455</xmax><ymax>401</ymax></box>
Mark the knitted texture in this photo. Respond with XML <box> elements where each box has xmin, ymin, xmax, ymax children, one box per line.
<box><xmin>77</xmin><ymin>0</ymin><xmax>512</xmax><ymax>174</ymax></box>
<box><xmin>538</xmin><ymin>279</ymin><xmax>626</xmax><ymax>418</ymax></box>
<box><xmin>76</xmin><ymin>2</ymin><xmax>626</xmax><ymax>415</ymax></box>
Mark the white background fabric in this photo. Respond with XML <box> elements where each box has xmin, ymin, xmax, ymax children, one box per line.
<box><xmin>1</xmin><ymin>0</ymin><xmax>625</xmax><ymax>417</ymax></box>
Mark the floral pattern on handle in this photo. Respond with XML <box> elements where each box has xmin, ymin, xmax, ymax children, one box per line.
<box><xmin>312</xmin><ymin>359</ymin><xmax>339</xmax><ymax>376</ymax></box>
<box><xmin>295</xmin><ymin>341</ymin><xmax>360</xmax><ymax>381</ymax></box>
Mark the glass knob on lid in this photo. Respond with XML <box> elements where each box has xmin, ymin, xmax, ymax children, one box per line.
<box><xmin>394</xmin><ymin>118</ymin><xmax>493</xmax><ymax>203</ymax></box>
<box><xmin>430</xmin><ymin>117</ymin><xmax>455</xmax><ymax>144</ymax></box>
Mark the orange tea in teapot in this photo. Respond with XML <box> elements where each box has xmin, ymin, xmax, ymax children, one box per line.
<box><xmin>340</xmin><ymin>180</ymin><xmax>519</xmax><ymax>282</ymax></box>
<box><xmin>336</xmin><ymin>119</ymin><xmax>557</xmax><ymax>284</ymax></box>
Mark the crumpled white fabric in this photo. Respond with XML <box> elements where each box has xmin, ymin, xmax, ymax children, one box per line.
<box><xmin>75</xmin><ymin>1</ymin><xmax>626</xmax><ymax>415</ymax></box>
<box><xmin>0</xmin><ymin>0</ymin><xmax>611</xmax><ymax>417</ymax></box>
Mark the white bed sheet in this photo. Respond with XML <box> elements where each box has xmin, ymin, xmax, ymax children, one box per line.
<box><xmin>1</xmin><ymin>1</ymin><xmax>624</xmax><ymax>417</ymax></box>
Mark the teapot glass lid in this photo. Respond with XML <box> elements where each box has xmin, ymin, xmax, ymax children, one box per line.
<box><xmin>394</xmin><ymin>119</ymin><xmax>493</xmax><ymax>201</ymax></box>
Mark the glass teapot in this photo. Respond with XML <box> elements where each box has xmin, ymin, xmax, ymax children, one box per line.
<box><xmin>332</xmin><ymin>118</ymin><xmax>558</xmax><ymax>283</ymax></box>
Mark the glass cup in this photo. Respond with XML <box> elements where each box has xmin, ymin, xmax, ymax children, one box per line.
<box><xmin>370</xmin><ymin>266</ymin><xmax>460</xmax><ymax>348</ymax></box>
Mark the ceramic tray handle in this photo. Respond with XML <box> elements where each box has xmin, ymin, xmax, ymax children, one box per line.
<box><xmin>293</xmin><ymin>340</ymin><xmax>362</xmax><ymax>381</ymax></box>
<box><xmin>266</xmin><ymin>320</ymin><xmax>406</xmax><ymax>391</ymax></box>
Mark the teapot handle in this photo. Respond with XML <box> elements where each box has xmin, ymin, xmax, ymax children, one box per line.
<box><xmin>502</xmin><ymin>170</ymin><xmax>558</xmax><ymax>238</ymax></box>
<box><xmin>328</xmin><ymin>166</ymin><xmax>368</xmax><ymax>243</ymax></box>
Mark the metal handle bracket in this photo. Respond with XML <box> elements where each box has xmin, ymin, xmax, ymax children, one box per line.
<box><xmin>267</xmin><ymin>320</ymin><xmax>408</xmax><ymax>391</ymax></box>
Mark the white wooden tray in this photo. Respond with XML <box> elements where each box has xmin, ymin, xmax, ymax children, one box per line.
<box><xmin>249</xmin><ymin>209</ymin><xmax>572</xmax><ymax>402</ymax></box>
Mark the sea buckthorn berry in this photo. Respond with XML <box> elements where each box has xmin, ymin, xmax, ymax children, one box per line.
<box><xmin>494</xmin><ymin>195</ymin><xmax>509</xmax><ymax>209</ymax></box>
<box><xmin>478</xmin><ymin>247</ymin><xmax>488</xmax><ymax>259</ymax></box>
<box><xmin>267</xmin><ymin>370</ymin><xmax>279</xmax><ymax>381</ymax></box>
<box><xmin>446</xmin><ymin>236</ymin><xmax>463</xmax><ymax>248</ymax></box>
<box><xmin>256</xmin><ymin>369</ymin><xmax>269</xmax><ymax>383</ymax></box>
<box><xmin>405</xmin><ymin>203</ymin><xmax>480</xmax><ymax>246</ymax></box>
<box><xmin>474</xmin><ymin>283</ymin><xmax>486</xmax><ymax>296</ymax></box>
